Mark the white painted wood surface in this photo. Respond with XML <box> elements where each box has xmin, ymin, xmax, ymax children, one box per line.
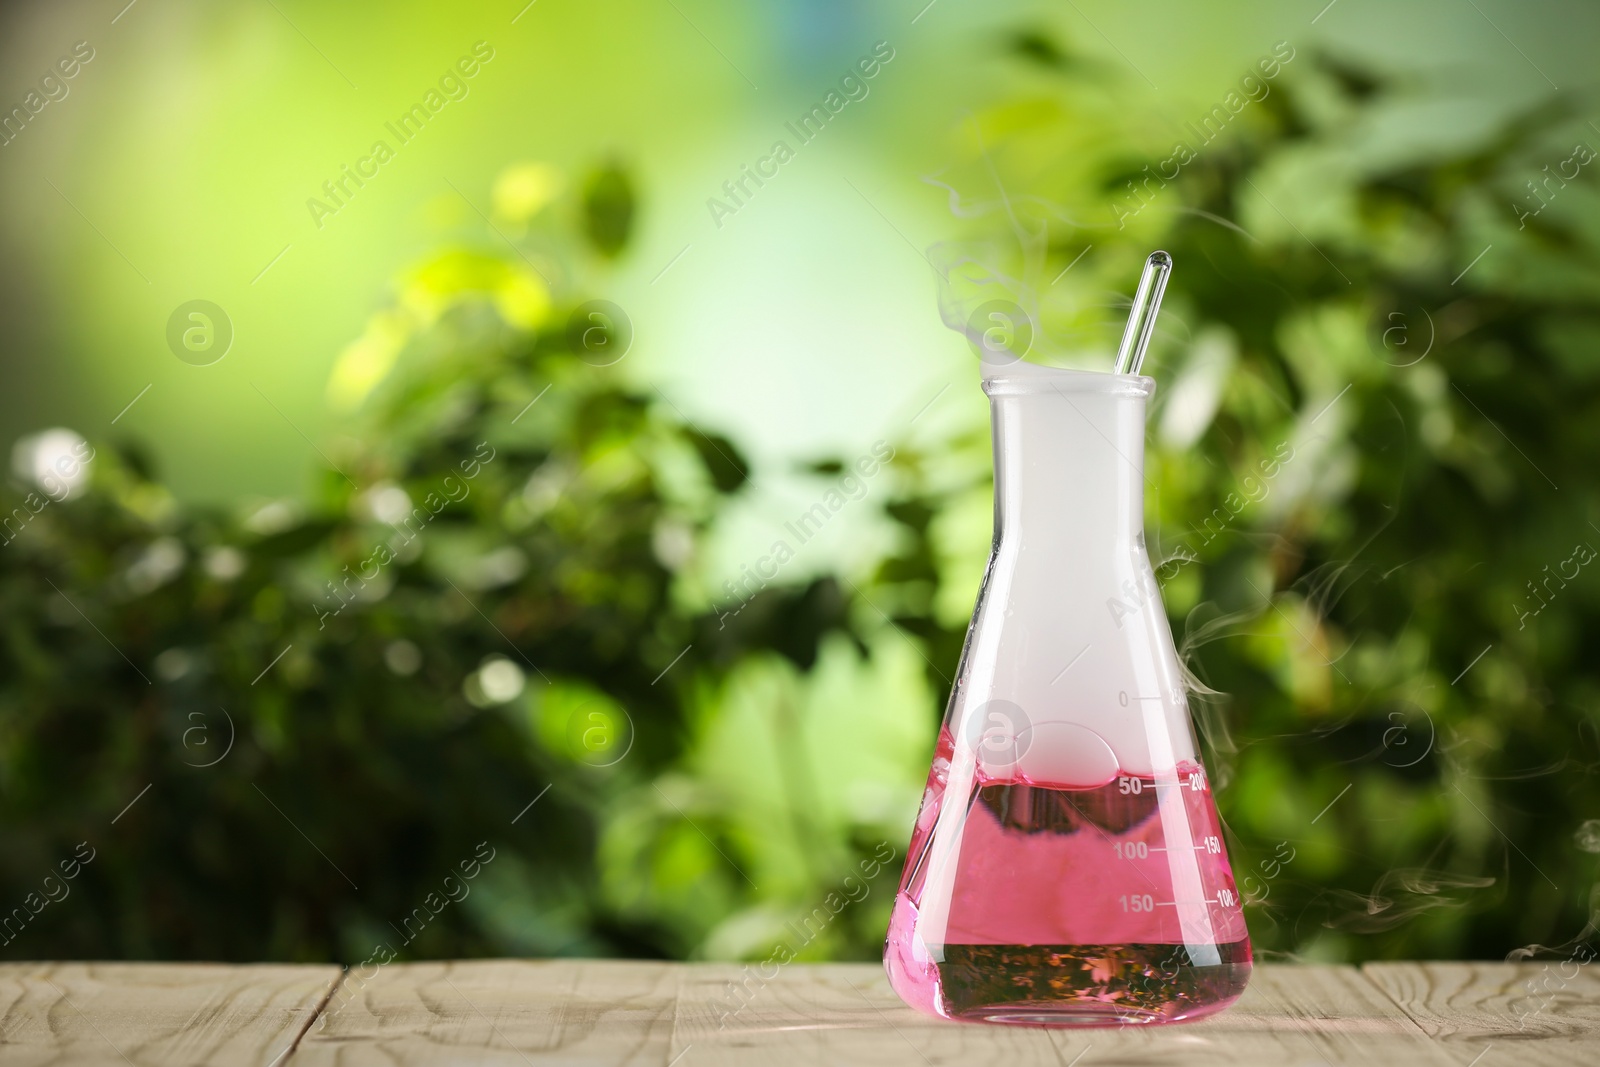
<box><xmin>2</xmin><ymin>961</ymin><xmax>1592</xmax><ymax>1065</ymax></box>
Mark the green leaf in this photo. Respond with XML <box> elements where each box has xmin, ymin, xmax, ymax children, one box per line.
<box><xmin>582</xmin><ymin>162</ymin><xmax>636</xmax><ymax>258</ymax></box>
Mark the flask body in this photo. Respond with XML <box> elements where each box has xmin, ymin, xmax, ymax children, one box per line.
<box><xmin>884</xmin><ymin>365</ymin><xmax>1250</xmax><ymax>1026</ymax></box>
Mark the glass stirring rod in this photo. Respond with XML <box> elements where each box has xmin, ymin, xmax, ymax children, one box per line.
<box><xmin>1112</xmin><ymin>250</ymin><xmax>1173</xmax><ymax>375</ymax></box>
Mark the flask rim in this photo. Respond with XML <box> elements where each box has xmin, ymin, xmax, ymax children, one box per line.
<box><xmin>982</xmin><ymin>361</ymin><xmax>1155</xmax><ymax>399</ymax></box>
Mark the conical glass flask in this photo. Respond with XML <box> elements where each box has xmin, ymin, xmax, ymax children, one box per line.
<box><xmin>884</xmin><ymin>361</ymin><xmax>1251</xmax><ymax>1026</ymax></box>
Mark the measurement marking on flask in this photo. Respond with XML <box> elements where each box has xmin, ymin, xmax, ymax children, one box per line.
<box><xmin>1116</xmin><ymin>774</ymin><xmax>1207</xmax><ymax>794</ymax></box>
<box><xmin>1151</xmin><ymin>890</ymin><xmax>1239</xmax><ymax>909</ymax></box>
<box><xmin>1118</xmin><ymin>686</ymin><xmax>1187</xmax><ymax>706</ymax></box>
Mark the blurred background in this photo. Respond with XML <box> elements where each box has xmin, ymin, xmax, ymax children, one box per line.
<box><xmin>3</xmin><ymin>0</ymin><xmax>1599</xmax><ymax>966</ymax></box>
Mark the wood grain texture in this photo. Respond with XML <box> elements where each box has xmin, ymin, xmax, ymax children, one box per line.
<box><xmin>1364</xmin><ymin>961</ymin><xmax>1600</xmax><ymax>1066</ymax></box>
<box><xmin>290</xmin><ymin>959</ymin><xmax>682</xmax><ymax>1066</ymax></box>
<box><xmin>0</xmin><ymin>962</ymin><xmax>341</xmax><ymax>1067</ymax></box>
<box><xmin>300</xmin><ymin>960</ymin><xmax>1462</xmax><ymax>1065</ymax></box>
<box><xmin>682</xmin><ymin>961</ymin><xmax>1464</xmax><ymax>1066</ymax></box>
<box><xmin>5</xmin><ymin>961</ymin><xmax>1592</xmax><ymax>1065</ymax></box>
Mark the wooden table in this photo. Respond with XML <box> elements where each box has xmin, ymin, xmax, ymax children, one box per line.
<box><xmin>0</xmin><ymin>960</ymin><xmax>1593</xmax><ymax>1065</ymax></box>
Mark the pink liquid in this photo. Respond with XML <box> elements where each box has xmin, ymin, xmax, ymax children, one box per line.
<box><xmin>884</xmin><ymin>726</ymin><xmax>1251</xmax><ymax>1025</ymax></box>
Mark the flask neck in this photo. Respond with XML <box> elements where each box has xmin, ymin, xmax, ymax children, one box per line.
<box><xmin>988</xmin><ymin>376</ymin><xmax>1151</xmax><ymax>550</ymax></box>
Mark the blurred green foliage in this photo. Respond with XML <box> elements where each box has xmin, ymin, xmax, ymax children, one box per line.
<box><xmin>877</xmin><ymin>38</ymin><xmax>1600</xmax><ymax>960</ymax></box>
<box><xmin>0</xmin><ymin>159</ymin><xmax>887</xmax><ymax>962</ymax></box>
<box><xmin>5</xmin><ymin>31</ymin><xmax>1600</xmax><ymax>969</ymax></box>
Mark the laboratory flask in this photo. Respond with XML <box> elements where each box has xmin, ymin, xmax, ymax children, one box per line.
<box><xmin>883</xmin><ymin>360</ymin><xmax>1251</xmax><ymax>1026</ymax></box>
